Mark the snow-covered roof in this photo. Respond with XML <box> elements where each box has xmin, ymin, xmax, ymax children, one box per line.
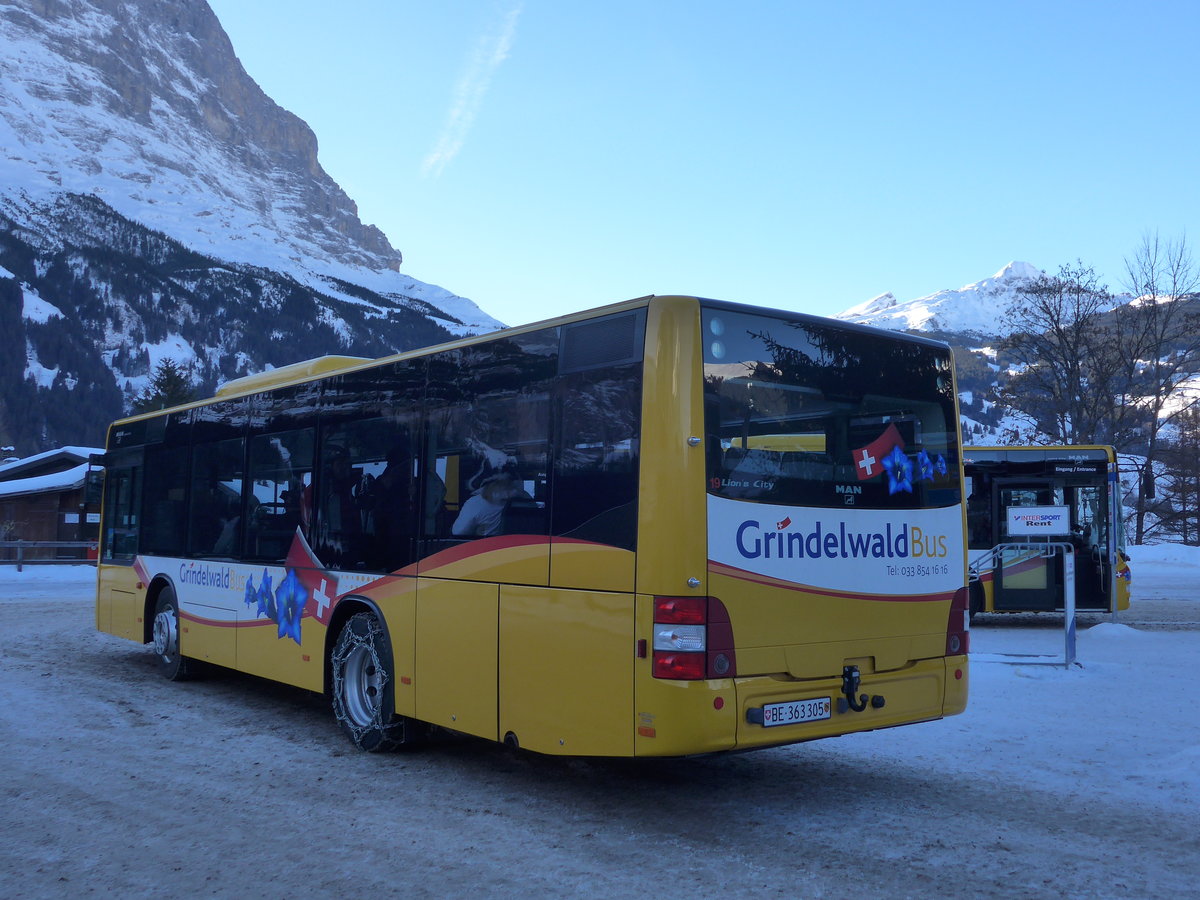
<box><xmin>0</xmin><ymin>446</ymin><xmax>104</xmax><ymax>483</ymax></box>
<box><xmin>0</xmin><ymin>447</ymin><xmax>107</xmax><ymax>499</ymax></box>
<box><xmin>0</xmin><ymin>462</ymin><xmax>92</xmax><ymax>499</ymax></box>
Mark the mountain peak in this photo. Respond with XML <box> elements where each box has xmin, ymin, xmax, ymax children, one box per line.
<box><xmin>838</xmin><ymin>291</ymin><xmax>898</xmax><ymax>319</ymax></box>
<box><xmin>992</xmin><ymin>260</ymin><xmax>1043</xmax><ymax>282</ymax></box>
<box><xmin>0</xmin><ymin>0</ymin><xmax>502</xmax><ymax>333</ymax></box>
<box><xmin>835</xmin><ymin>262</ymin><xmax>1045</xmax><ymax>336</ymax></box>
<box><xmin>0</xmin><ymin>0</ymin><xmax>507</xmax><ymax>452</ymax></box>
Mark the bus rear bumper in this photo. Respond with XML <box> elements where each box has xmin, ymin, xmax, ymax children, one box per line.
<box><xmin>733</xmin><ymin>655</ymin><xmax>969</xmax><ymax>750</ymax></box>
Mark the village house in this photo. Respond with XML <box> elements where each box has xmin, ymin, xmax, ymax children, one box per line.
<box><xmin>0</xmin><ymin>446</ymin><xmax>104</xmax><ymax>560</ymax></box>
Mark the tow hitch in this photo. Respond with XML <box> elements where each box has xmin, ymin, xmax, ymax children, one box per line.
<box><xmin>837</xmin><ymin>665</ymin><xmax>886</xmax><ymax>714</ymax></box>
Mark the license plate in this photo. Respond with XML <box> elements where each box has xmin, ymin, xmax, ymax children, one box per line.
<box><xmin>761</xmin><ymin>697</ymin><xmax>832</xmax><ymax>727</ymax></box>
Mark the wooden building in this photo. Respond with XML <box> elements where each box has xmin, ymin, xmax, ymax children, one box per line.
<box><xmin>0</xmin><ymin>447</ymin><xmax>104</xmax><ymax>559</ymax></box>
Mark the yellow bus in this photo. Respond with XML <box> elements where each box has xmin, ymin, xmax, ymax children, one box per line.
<box><xmin>96</xmin><ymin>295</ymin><xmax>969</xmax><ymax>756</ymax></box>
<box><xmin>964</xmin><ymin>445</ymin><xmax>1131</xmax><ymax>617</ymax></box>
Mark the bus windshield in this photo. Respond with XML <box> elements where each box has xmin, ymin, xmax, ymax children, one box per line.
<box><xmin>702</xmin><ymin>305</ymin><xmax>960</xmax><ymax>510</ymax></box>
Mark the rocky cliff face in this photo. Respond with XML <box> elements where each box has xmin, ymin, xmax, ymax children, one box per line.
<box><xmin>0</xmin><ymin>0</ymin><xmax>502</xmax><ymax>452</ymax></box>
<box><xmin>0</xmin><ymin>0</ymin><xmax>410</xmax><ymax>275</ymax></box>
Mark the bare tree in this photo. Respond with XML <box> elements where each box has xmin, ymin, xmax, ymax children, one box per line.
<box><xmin>1156</xmin><ymin>407</ymin><xmax>1200</xmax><ymax>545</ymax></box>
<box><xmin>1000</xmin><ymin>262</ymin><xmax>1125</xmax><ymax>444</ymax></box>
<box><xmin>1118</xmin><ymin>232</ymin><xmax>1200</xmax><ymax>543</ymax></box>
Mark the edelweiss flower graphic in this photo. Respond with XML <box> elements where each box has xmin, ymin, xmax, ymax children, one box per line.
<box><xmin>883</xmin><ymin>445</ymin><xmax>913</xmax><ymax>494</ymax></box>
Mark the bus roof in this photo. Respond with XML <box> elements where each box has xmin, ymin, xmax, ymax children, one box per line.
<box><xmin>214</xmin><ymin>355</ymin><xmax>375</xmax><ymax>398</ymax></box>
<box><xmin>964</xmin><ymin>445</ymin><xmax>1117</xmax><ymax>462</ymax></box>
<box><xmin>110</xmin><ymin>294</ymin><xmax>952</xmax><ymax>428</ymax></box>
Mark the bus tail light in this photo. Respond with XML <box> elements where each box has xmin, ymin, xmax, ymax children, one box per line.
<box><xmin>654</xmin><ymin>596</ymin><xmax>706</xmax><ymax>625</ymax></box>
<box><xmin>652</xmin><ymin>596</ymin><xmax>737</xmax><ymax>680</ymax></box>
<box><xmin>946</xmin><ymin>586</ymin><xmax>970</xmax><ymax>656</ymax></box>
<box><xmin>653</xmin><ymin>652</ymin><xmax>707</xmax><ymax>680</ymax></box>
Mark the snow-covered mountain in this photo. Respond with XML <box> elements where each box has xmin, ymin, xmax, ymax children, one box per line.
<box><xmin>0</xmin><ymin>0</ymin><xmax>499</xmax><ymax>333</ymax></box>
<box><xmin>834</xmin><ymin>261</ymin><xmax>1063</xmax><ymax>444</ymax></box>
<box><xmin>0</xmin><ymin>0</ymin><xmax>504</xmax><ymax>451</ymax></box>
<box><xmin>835</xmin><ymin>261</ymin><xmax>1047</xmax><ymax>336</ymax></box>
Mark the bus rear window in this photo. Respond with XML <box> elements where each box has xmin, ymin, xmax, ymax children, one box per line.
<box><xmin>702</xmin><ymin>306</ymin><xmax>960</xmax><ymax>510</ymax></box>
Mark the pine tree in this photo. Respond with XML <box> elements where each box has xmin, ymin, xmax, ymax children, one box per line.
<box><xmin>133</xmin><ymin>359</ymin><xmax>196</xmax><ymax>413</ymax></box>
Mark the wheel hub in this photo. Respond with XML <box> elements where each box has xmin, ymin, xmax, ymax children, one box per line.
<box><xmin>153</xmin><ymin>608</ymin><xmax>177</xmax><ymax>658</ymax></box>
<box><xmin>342</xmin><ymin>643</ymin><xmax>384</xmax><ymax>726</ymax></box>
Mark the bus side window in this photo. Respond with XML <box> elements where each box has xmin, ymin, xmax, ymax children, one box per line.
<box><xmin>246</xmin><ymin>429</ymin><xmax>313</xmax><ymax>562</ymax></box>
<box><xmin>429</xmin><ymin>396</ymin><xmax>549</xmax><ymax>542</ymax></box>
<box><xmin>102</xmin><ymin>459</ymin><xmax>142</xmax><ymax>561</ymax></box>
<box><xmin>141</xmin><ymin>443</ymin><xmax>190</xmax><ymax>556</ymax></box>
<box><xmin>421</xmin><ymin>332</ymin><xmax>556</xmax><ymax>550</ymax></box>
<box><xmin>317</xmin><ymin>416</ymin><xmax>418</xmax><ymax>572</ymax></box>
<box><xmin>187</xmin><ymin>437</ymin><xmax>245</xmax><ymax>558</ymax></box>
<box><xmin>369</xmin><ymin>433</ymin><xmax>428</xmax><ymax>572</ymax></box>
<box><xmin>553</xmin><ymin>364</ymin><xmax>641</xmax><ymax>551</ymax></box>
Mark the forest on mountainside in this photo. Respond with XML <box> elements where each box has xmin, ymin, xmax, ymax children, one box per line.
<box><xmin>0</xmin><ymin>193</ymin><xmax>455</xmax><ymax>451</ymax></box>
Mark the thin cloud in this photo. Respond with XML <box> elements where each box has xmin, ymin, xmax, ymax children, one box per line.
<box><xmin>422</xmin><ymin>3</ymin><xmax>522</xmax><ymax>178</ymax></box>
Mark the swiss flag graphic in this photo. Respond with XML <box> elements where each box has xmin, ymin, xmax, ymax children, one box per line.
<box><xmin>285</xmin><ymin>528</ymin><xmax>337</xmax><ymax>626</ymax></box>
<box><xmin>853</xmin><ymin>423</ymin><xmax>905</xmax><ymax>481</ymax></box>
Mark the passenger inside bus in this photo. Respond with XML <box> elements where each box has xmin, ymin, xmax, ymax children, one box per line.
<box><xmin>318</xmin><ymin>446</ymin><xmax>368</xmax><ymax>568</ymax></box>
<box><xmin>1071</xmin><ymin>522</ymin><xmax>1093</xmax><ymax>552</ymax></box>
<box><xmin>212</xmin><ymin>495</ymin><xmax>240</xmax><ymax>557</ymax></box>
<box><xmin>452</xmin><ymin>471</ymin><xmax>531</xmax><ymax>537</ymax></box>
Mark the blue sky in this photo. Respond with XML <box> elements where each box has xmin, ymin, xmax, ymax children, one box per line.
<box><xmin>206</xmin><ymin>0</ymin><xmax>1200</xmax><ymax>328</ymax></box>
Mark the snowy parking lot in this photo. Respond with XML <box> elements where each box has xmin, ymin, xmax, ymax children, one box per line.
<box><xmin>1</xmin><ymin>548</ymin><xmax>1197</xmax><ymax>899</ymax></box>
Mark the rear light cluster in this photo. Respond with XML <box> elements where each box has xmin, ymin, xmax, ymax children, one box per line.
<box><xmin>652</xmin><ymin>596</ymin><xmax>736</xmax><ymax>680</ymax></box>
<box><xmin>946</xmin><ymin>586</ymin><xmax>970</xmax><ymax>656</ymax></box>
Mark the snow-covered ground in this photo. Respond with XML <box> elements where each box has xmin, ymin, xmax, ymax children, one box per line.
<box><xmin>0</xmin><ymin>545</ymin><xmax>1197</xmax><ymax>897</ymax></box>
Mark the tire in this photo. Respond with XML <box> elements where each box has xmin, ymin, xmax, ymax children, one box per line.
<box><xmin>330</xmin><ymin>611</ymin><xmax>412</xmax><ymax>752</ymax></box>
<box><xmin>151</xmin><ymin>587</ymin><xmax>192</xmax><ymax>681</ymax></box>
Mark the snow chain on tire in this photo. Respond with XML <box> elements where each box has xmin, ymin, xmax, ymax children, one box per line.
<box><xmin>330</xmin><ymin>612</ymin><xmax>406</xmax><ymax>752</ymax></box>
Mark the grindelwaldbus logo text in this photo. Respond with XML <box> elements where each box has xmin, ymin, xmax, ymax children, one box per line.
<box><xmin>734</xmin><ymin>519</ymin><xmax>948</xmax><ymax>560</ymax></box>
<box><xmin>707</xmin><ymin>496</ymin><xmax>963</xmax><ymax>595</ymax></box>
<box><xmin>179</xmin><ymin>561</ymin><xmax>247</xmax><ymax>591</ymax></box>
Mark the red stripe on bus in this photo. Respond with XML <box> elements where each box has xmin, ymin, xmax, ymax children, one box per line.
<box><xmin>707</xmin><ymin>560</ymin><xmax>956</xmax><ymax>603</ymax></box>
<box><xmin>414</xmin><ymin>534</ymin><xmax>561</xmax><ymax>573</ymax></box>
<box><xmin>180</xmin><ymin>611</ymin><xmax>242</xmax><ymax>628</ymax></box>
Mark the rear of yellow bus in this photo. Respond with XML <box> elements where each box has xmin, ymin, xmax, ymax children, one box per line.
<box><xmin>634</xmin><ymin>299</ymin><xmax>968</xmax><ymax>755</ymax></box>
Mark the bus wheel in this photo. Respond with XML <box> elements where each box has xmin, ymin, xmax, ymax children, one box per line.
<box><xmin>330</xmin><ymin>612</ymin><xmax>410</xmax><ymax>752</ymax></box>
<box><xmin>152</xmin><ymin>587</ymin><xmax>192</xmax><ymax>681</ymax></box>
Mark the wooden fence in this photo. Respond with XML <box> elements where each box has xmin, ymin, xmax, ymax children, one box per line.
<box><xmin>0</xmin><ymin>541</ymin><xmax>98</xmax><ymax>570</ymax></box>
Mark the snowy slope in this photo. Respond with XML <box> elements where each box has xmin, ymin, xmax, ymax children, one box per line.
<box><xmin>0</xmin><ymin>0</ymin><xmax>502</xmax><ymax>334</ymax></box>
<box><xmin>836</xmin><ymin>262</ymin><xmax>1046</xmax><ymax>335</ymax></box>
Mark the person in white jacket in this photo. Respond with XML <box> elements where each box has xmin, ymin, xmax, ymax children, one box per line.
<box><xmin>452</xmin><ymin>472</ymin><xmax>529</xmax><ymax>537</ymax></box>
